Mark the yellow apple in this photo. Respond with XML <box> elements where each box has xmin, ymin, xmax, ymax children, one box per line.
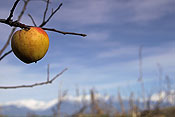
<box><xmin>11</xmin><ymin>27</ymin><xmax>49</xmax><ymax>64</ymax></box>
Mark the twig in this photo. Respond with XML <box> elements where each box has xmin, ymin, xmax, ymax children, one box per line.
<box><xmin>39</xmin><ymin>3</ymin><xmax>63</xmax><ymax>27</ymax></box>
<box><xmin>43</xmin><ymin>0</ymin><xmax>50</xmax><ymax>23</ymax></box>
<box><xmin>42</xmin><ymin>27</ymin><xmax>87</xmax><ymax>37</ymax></box>
<box><xmin>28</xmin><ymin>14</ymin><xmax>37</xmax><ymax>26</ymax></box>
<box><xmin>7</xmin><ymin>0</ymin><xmax>20</xmax><ymax>21</ymax></box>
<box><xmin>0</xmin><ymin>68</ymin><xmax>68</xmax><ymax>89</ymax></box>
<box><xmin>0</xmin><ymin>28</ymin><xmax>16</xmax><ymax>57</ymax></box>
<box><xmin>18</xmin><ymin>0</ymin><xmax>30</xmax><ymax>22</ymax></box>
<box><xmin>0</xmin><ymin>50</ymin><xmax>13</xmax><ymax>61</ymax></box>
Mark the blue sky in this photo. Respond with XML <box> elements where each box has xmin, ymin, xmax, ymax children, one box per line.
<box><xmin>0</xmin><ymin>0</ymin><xmax>175</xmax><ymax>103</ymax></box>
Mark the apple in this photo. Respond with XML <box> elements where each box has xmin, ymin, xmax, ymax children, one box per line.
<box><xmin>11</xmin><ymin>27</ymin><xmax>49</xmax><ymax>64</ymax></box>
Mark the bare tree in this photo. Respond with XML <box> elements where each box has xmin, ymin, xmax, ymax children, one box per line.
<box><xmin>0</xmin><ymin>0</ymin><xmax>86</xmax><ymax>89</ymax></box>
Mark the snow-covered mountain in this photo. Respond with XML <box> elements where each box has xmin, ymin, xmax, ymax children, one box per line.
<box><xmin>150</xmin><ymin>90</ymin><xmax>175</xmax><ymax>104</ymax></box>
<box><xmin>0</xmin><ymin>98</ymin><xmax>84</xmax><ymax>116</ymax></box>
<box><xmin>0</xmin><ymin>94</ymin><xmax>109</xmax><ymax>116</ymax></box>
<box><xmin>0</xmin><ymin>94</ymin><xmax>110</xmax><ymax>111</ymax></box>
<box><xmin>0</xmin><ymin>99</ymin><xmax>58</xmax><ymax>111</ymax></box>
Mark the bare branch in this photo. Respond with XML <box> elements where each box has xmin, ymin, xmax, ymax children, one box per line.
<box><xmin>0</xmin><ymin>50</ymin><xmax>12</xmax><ymax>61</ymax></box>
<box><xmin>39</xmin><ymin>3</ymin><xmax>63</xmax><ymax>27</ymax></box>
<box><xmin>43</xmin><ymin>27</ymin><xmax>87</xmax><ymax>37</ymax></box>
<box><xmin>51</xmin><ymin>68</ymin><xmax>68</xmax><ymax>83</ymax></box>
<box><xmin>43</xmin><ymin>0</ymin><xmax>50</xmax><ymax>23</ymax></box>
<box><xmin>7</xmin><ymin>0</ymin><xmax>20</xmax><ymax>21</ymax></box>
<box><xmin>18</xmin><ymin>0</ymin><xmax>30</xmax><ymax>22</ymax></box>
<box><xmin>28</xmin><ymin>14</ymin><xmax>37</xmax><ymax>26</ymax></box>
<box><xmin>0</xmin><ymin>68</ymin><xmax>68</xmax><ymax>89</ymax></box>
<box><xmin>0</xmin><ymin>28</ymin><xmax>15</xmax><ymax>57</ymax></box>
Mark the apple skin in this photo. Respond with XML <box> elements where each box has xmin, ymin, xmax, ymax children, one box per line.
<box><xmin>11</xmin><ymin>27</ymin><xmax>49</xmax><ymax>64</ymax></box>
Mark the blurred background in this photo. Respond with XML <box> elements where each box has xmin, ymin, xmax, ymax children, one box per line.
<box><xmin>0</xmin><ymin>0</ymin><xmax>175</xmax><ymax>116</ymax></box>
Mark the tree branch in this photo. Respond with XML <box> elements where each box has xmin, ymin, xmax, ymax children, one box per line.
<box><xmin>0</xmin><ymin>68</ymin><xmax>68</xmax><ymax>89</ymax></box>
<box><xmin>28</xmin><ymin>14</ymin><xmax>37</xmax><ymax>26</ymax></box>
<box><xmin>7</xmin><ymin>0</ymin><xmax>20</xmax><ymax>21</ymax></box>
<box><xmin>0</xmin><ymin>19</ymin><xmax>87</xmax><ymax>37</ymax></box>
<box><xmin>43</xmin><ymin>0</ymin><xmax>50</xmax><ymax>23</ymax></box>
<box><xmin>0</xmin><ymin>50</ymin><xmax>13</xmax><ymax>61</ymax></box>
<box><xmin>39</xmin><ymin>3</ymin><xmax>62</xmax><ymax>27</ymax></box>
<box><xmin>42</xmin><ymin>27</ymin><xmax>87</xmax><ymax>37</ymax></box>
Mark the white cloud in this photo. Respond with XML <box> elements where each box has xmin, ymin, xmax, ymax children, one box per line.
<box><xmin>0</xmin><ymin>99</ymin><xmax>58</xmax><ymax>110</ymax></box>
<box><xmin>151</xmin><ymin>90</ymin><xmax>175</xmax><ymax>104</ymax></box>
